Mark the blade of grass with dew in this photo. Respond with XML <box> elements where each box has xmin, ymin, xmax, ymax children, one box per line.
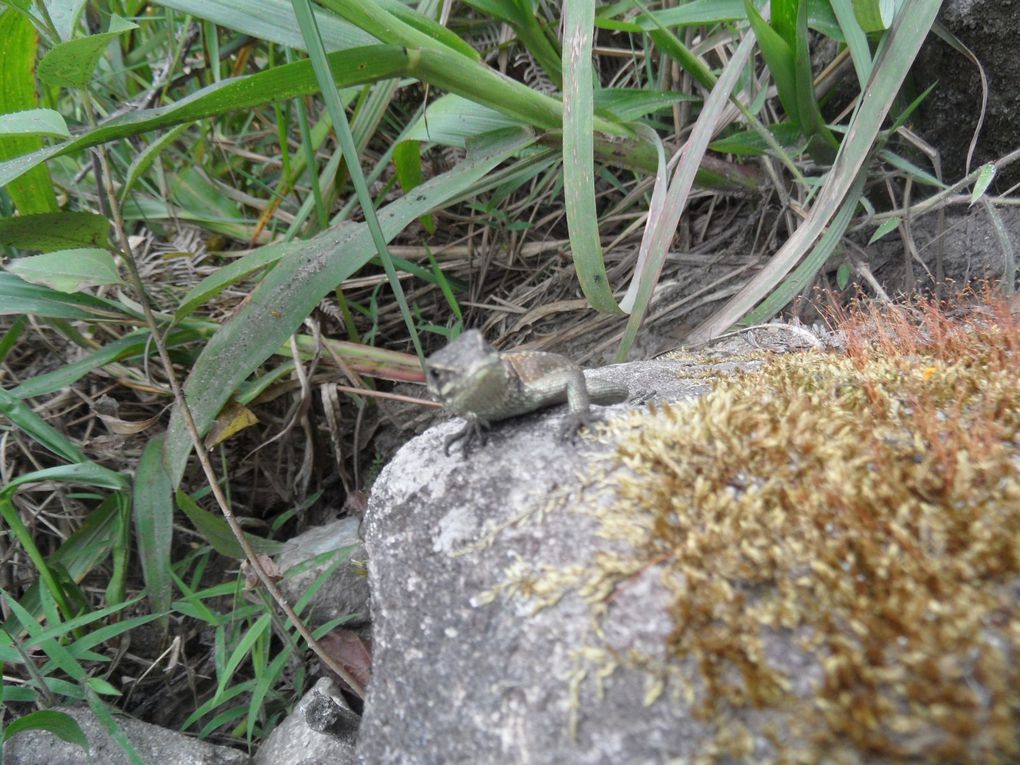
<box><xmin>687</xmin><ymin>0</ymin><xmax>944</xmax><ymax>343</ymax></box>
<box><xmin>615</xmin><ymin>30</ymin><xmax>759</xmax><ymax>360</ymax></box>
<box><xmin>163</xmin><ymin>128</ymin><xmax>536</xmax><ymax>484</ymax></box>
<box><xmin>0</xmin><ymin>9</ymin><xmax>58</xmax><ymax>214</ymax></box>
<box><xmin>0</xmin><ymin>108</ymin><xmax>70</xmax><ymax>139</ymax></box>
<box><xmin>561</xmin><ymin>0</ymin><xmax>624</xmax><ymax>314</ymax></box>
<box><xmin>293</xmin><ymin>0</ymin><xmax>423</xmax><ymax>359</ymax></box>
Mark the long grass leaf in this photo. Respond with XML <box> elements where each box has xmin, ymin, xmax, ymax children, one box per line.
<box><xmin>0</xmin><ymin>592</ymin><xmax>87</xmax><ymax>681</ymax></box>
<box><xmin>134</xmin><ymin>437</ymin><xmax>174</xmax><ymax>630</ymax></box>
<box><xmin>561</xmin><ymin>0</ymin><xmax>623</xmax><ymax>314</ymax></box>
<box><xmin>0</xmin><ymin>9</ymin><xmax>58</xmax><ymax>213</ymax></box>
<box><xmin>616</xmin><ymin>30</ymin><xmax>758</xmax><ymax>359</ymax></box>
<box><xmin>215</xmin><ymin>613</ymin><xmax>272</xmax><ymax>702</ymax></box>
<box><xmin>292</xmin><ymin>0</ymin><xmax>423</xmax><ymax>358</ymax></box>
<box><xmin>154</xmin><ymin>0</ymin><xmax>375</xmax><ymax>50</ymax></box>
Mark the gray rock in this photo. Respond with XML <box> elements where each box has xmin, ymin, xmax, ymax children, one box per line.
<box><xmin>276</xmin><ymin>516</ymin><xmax>370</xmax><ymax>628</ymax></box>
<box><xmin>254</xmin><ymin>678</ymin><xmax>358</xmax><ymax>765</ymax></box>
<box><xmin>2</xmin><ymin>706</ymin><xmax>247</xmax><ymax>765</ymax></box>
<box><xmin>356</xmin><ymin>360</ymin><xmax>745</xmax><ymax>765</ymax></box>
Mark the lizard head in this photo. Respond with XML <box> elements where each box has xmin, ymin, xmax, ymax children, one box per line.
<box><xmin>424</xmin><ymin>330</ymin><xmax>502</xmax><ymax>408</ymax></box>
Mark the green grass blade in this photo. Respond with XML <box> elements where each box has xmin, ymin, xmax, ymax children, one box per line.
<box><xmin>561</xmin><ymin>0</ymin><xmax>623</xmax><ymax>314</ymax></box>
<box><xmin>0</xmin><ymin>273</ymin><xmax>138</xmax><ymax>321</ymax></box>
<box><xmin>7</xmin><ymin>249</ymin><xmax>122</xmax><ymax>294</ymax></box>
<box><xmin>176</xmin><ymin>490</ymin><xmax>283</xmax><ymax>559</ymax></box>
<box><xmin>36</xmin><ymin>16</ymin><xmax>138</xmax><ymax>90</ymax></box>
<box><xmin>0</xmin><ymin>592</ymin><xmax>87</xmax><ymax>680</ymax></box>
<box><xmin>155</xmin><ymin>0</ymin><xmax>375</xmax><ymax>49</ymax></box>
<box><xmin>84</xmin><ymin>687</ymin><xmax>144</xmax><ymax>765</ymax></box>
<box><xmin>1</xmin><ymin>710</ymin><xmax>89</xmax><ymax>752</ymax></box>
<box><xmin>9</xmin><ymin>328</ymin><xmax>200</xmax><ymax>400</ymax></box>
<box><xmin>745</xmin><ymin>171</ymin><xmax>867</xmax><ymax>322</ymax></box>
<box><xmin>830</xmin><ymin>0</ymin><xmax>873</xmax><ymax>85</ymax></box>
<box><xmin>246</xmin><ymin>646</ymin><xmax>292</xmax><ymax>740</ymax></box>
<box><xmin>215</xmin><ymin>612</ymin><xmax>272</xmax><ymax>702</ymax></box>
<box><xmin>293</xmin><ymin>0</ymin><xmax>423</xmax><ymax>358</ymax></box>
<box><xmin>744</xmin><ymin>0</ymin><xmax>799</xmax><ymax>125</ymax></box>
<box><xmin>0</xmin><ymin>386</ymin><xmax>88</xmax><ymax>463</ymax></box>
<box><xmin>134</xmin><ymin>437</ymin><xmax>174</xmax><ymax>631</ymax></box>
<box><xmin>616</xmin><ymin>30</ymin><xmax>759</xmax><ymax>359</ymax></box>
<box><xmin>0</xmin><ymin>9</ymin><xmax>58</xmax><ymax>213</ymax></box>
<box><xmin>0</xmin><ymin>108</ymin><xmax>70</xmax><ymax>139</ymax></box>
<box><xmin>0</xmin><ymin>211</ymin><xmax>109</xmax><ymax>253</ymax></box>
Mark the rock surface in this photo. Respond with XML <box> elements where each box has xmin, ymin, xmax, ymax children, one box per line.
<box><xmin>356</xmin><ymin>358</ymin><xmax>752</xmax><ymax>765</ymax></box>
<box><xmin>254</xmin><ymin>678</ymin><xmax>359</xmax><ymax>765</ymax></box>
<box><xmin>2</xmin><ymin>705</ymin><xmax>247</xmax><ymax>765</ymax></box>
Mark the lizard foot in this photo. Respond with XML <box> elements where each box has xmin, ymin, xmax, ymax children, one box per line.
<box><xmin>444</xmin><ymin>417</ymin><xmax>489</xmax><ymax>456</ymax></box>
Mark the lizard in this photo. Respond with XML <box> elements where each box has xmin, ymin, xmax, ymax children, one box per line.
<box><xmin>424</xmin><ymin>330</ymin><xmax>629</xmax><ymax>455</ymax></box>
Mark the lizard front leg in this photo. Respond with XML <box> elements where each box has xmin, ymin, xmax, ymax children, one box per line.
<box><xmin>444</xmin><ymin>412</ymin><xmax>490</xmax><ymax>456</ymax></box>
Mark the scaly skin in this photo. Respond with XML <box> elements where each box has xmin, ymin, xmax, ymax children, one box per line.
<box><xmin>424</xmin><ymin>330</ymin><xmax>629</xmax><ymax>455</ymax></box>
